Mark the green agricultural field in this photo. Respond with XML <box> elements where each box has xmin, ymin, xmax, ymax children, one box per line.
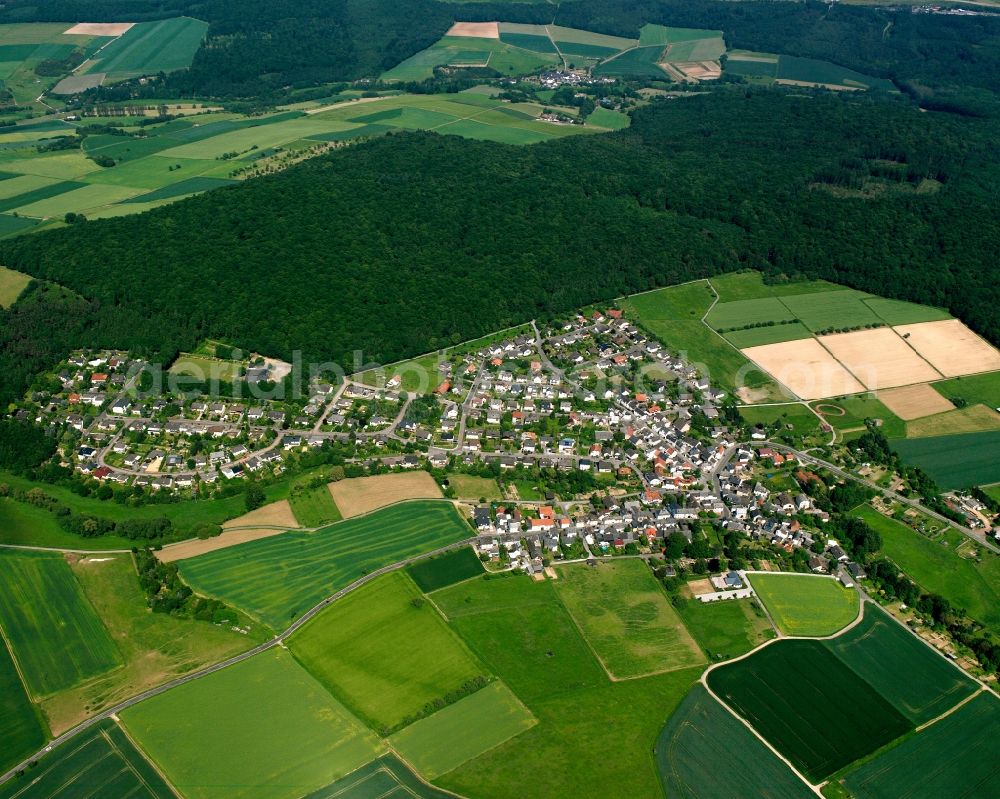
<box><xmin>723</xmin><ymin>322</ymin><xmax>814</xmax><ymax>348</ymax></box>
<box><xmin>586</xmin><ymin>107</ymin><xmax>630</xmax><ymax>130</ymax></box>
<box><xmin>83</xmin><ymin>17</ymin><xmax>209</xmax><ymax>81</ymax></box>
<box><xmin>593</xmin><ymin>45</ymin><xmax>668</xmax><ymax>79</ymax></box>
<box><xmin>435</xmin><ymin>575</ymin><xmax>606</xmax><ymax>704</ymax></box>
<box><xmin>655</xmin><ymin>684</ymin><xmax>813</xmax><ymax>799</ymax></box>
<box><xmin>706</xmin><ymin>296</ymin><xmax>796</xmax><ymax>330</ymax></box>
<box><xmin>389</xmin><ymin>682</ymin><xmax>535</xmax><ymax>780</ymax></box>
<box><xmin>0</xmin><ymin>179</ymin><xmax>85</xmax><ymax>213</ymax></box>
<box><xmin>814</xmin><ymin>394</ymin><xmax>907</xmax><ymax>440</ymax></box>
<box><xmin>180</xmin><ymin>501</ymin><xmax>472</xmax><ymax>630</ymax></box>
<box><xmin>0</xmin><ymin>550</ymin><xmax>120</xmax><ymax>697</ymax></box>
<box><xmin>289</xmin><ymin>571</ymin><xmax>484</xmax><ymax>732</ymax></box>
<box><xmin>863</xmin><ymin>297</ymin><xmax>952</xmax><ymax>325</ymax></box>
<box><xmin>0</xmin><ymin>265</ymin><xmax>30</xmax><ymax>306</ymax></box>
<box><xmin>906</xmin><ymin>404</ymin><xmax>1000</xmax><ymax>438</ymax></box>
<box><xmin>0</xmin><ymin>720</ymin><xmax>174</xmax><ymax>799</ymax></box>
<box><xmin>406</xmin><ymin>546</ymin><xmax>484</xmax><ymax>592</ymax></box>
<box><xmin>446</xmin><ymin>473</ymin><xmax>502</xmax><ymax>500</ymax></box>
<box><xmin>932</xmin><ymin>370</ymin><xmax>1000</xmax><ymax>410</ymax></box>
<box><xmin>707</xmin><ymin>640</ymin><xmax>911</xmax><ymax>782</ymax></box>
<box><xmin>302</xmin><ymin>755</ymin><xmax>456</xmax><ymax>799</ymax></box>
<box><xmin>676</xmin><ymin>597</ymin><xmax>775</xmax><ymax>661</ymax></box>
<box><xmin>383</xmin><ymin>35</ymin><xmax>558</xmax><ymax>81</ymax></box>
<box><xmin>121</xmin><ymin>649</ymin><xmax>383</xmax><ymax>799</ymax></box>
<box><xmin>776</xmin><ymin>55</ymin><xmax>896</xmax><ymax>91</ymax></box>
<box><xmin>709</xmin><ymin>271</ymin><xmax>843</xmax><ymax>302</ymax></box>
<box><xmin>498</xmin><ymin>33</ymin><xmax>558</xmax><ymax>54</ymax></box>
<box><xmin>748</xmin><ymin>573</ymin><xmax>859</xmax><ymax>637</ymax></box>
<box><xmin>661</xmin><ymin>35</ymin><xmax>725</xmax><ymax>63</ymax></box>
<box><xmin>726</xmin><ymin>57</ymin><xmax>779</xmax><ymax>79</ymax></box>
<box><xmin>289</xmin><ymin>484</ymin><xmax>342</xmax><ymax>527</ymax></box>
<box><xmin>168</xmin><ymin>353</ymin><xmax>244</xmax><ymax>383</ymax></box>
<box><xmin>0</xmin><ymin>24</ymin><xmax>110</xmax><ymax>107</ymax></box>
<box><xmin>40</xmin><ymin>554</ymin><xmax>257</xmax><ymax>738</ymax></box>
<box><xmin>853</xmin><ymin>504</ymin><xmax>1000</xmax><ymax>631</ymax></box>
<box><xmin>0</xmin><ymin>635</ymin><xmax>45</xmax><ymax>776</ymax></box>
<box><xmin>777</xmin><ymin>290</ymin><xmax>882</xmax><ymax>332</ymax></box>
<box><xmin>892</xmin><ymin>430</ymin><xmax>1000</xmax><ymax>488</ymax></box>
<box><xmin>553</xmin><ymin>560</ymin><xmax>705</xmax><ymax>678</ymax></box>
<box><xmin>0</xmin><ymin>496</ymin><xmax>137</xmax><ymax>549</ymax></box>
<box><xmin>824</xmin><ymin>603</ymin><xmax>977</xmax><ymax>725</ymax></box>
<box><xmin>841</xmin><ymin>692</ymin><xmax>1000</xmax><ymax>799</ymax></box>
<box><xmin>12</xmin><ymin>183</ymin><xmax>141</xmax><ymax>218</ymax></box>
<box><xmin>984</xmin><ymin>484</ymin><xmax>1000</xmax><ymax>502</ymax></box>
<box><xmin>546</xmin><ymin>25</ymin><xmax>637</xmax><ymax>51</ymax></box>
<box><xmin>439</xmin><ymin>666</ymin><xmax>700</xmax><ymax>799</ymax></box>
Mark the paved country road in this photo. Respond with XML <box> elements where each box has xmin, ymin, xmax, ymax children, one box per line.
<box><xmin>0</xmin><ymin>537</ymin><xmax>475</xmax><ymax>785</ymax></box>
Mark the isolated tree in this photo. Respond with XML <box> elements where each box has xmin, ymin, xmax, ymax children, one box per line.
<box><xmin>245</xmin><ymin>482</ymin><xmax>265</xmax><ymax>511</ymax></box>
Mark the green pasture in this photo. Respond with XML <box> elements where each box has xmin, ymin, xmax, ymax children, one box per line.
<box><xmin>655</xmin><ymin>684</ymin><xmax>813</xmax><ymax>799</ymax></box>
<box><xmin>724</xmin><ymin>322</ymin><xmax>814</xmax><ymax>348</ymax></box>
<box><xmin>825</xmin><ymin>603</ymin><xmax>977</xmax><ymax>725</ymax></box>
<box><xmin>676</xmin><ymin>597</ymin><xmax>775</xmax><ymax>661</ymax></box>
<box><xmin>814</xmin><ymin>394</ymin><xmax>906</xmax><ymax>440</ymax></box>
<box><xmin>586</xmin><ymin>106</ymin><xmax>630</xmax><ymax>130</ymax></box>
<box><xmin>0</xmin><ymin>720</ymin><xmax>173</xmax><ymax>799</ymax></box>
<box><xmin>553</xmin><ymin>560</ymin><xmax>705</xmax><ymax>679</ymax></box>
<box><xmin>853</xmin><ymin>504</ymin><xmax>1000</xmax><ymax>631</ymax></box>
<box><xmin>0</xmin><ymin>550</ymin><xmax>120</xmax><ymax>697</ymax></box>
<box><xmin>406</xmin><ymin>546</ymin><xmax>484</xmax><ymax>592</ymax></box>
<box><xmin>0</xmin><ymin>265</ymin><xmax>30</xmax><ymax>307</ymax></box>
<box><xmin>179</xmin><ymin>501</ymin><xmax>472</xmax><ymax>629</ymax></box>
<box><xmin>435</xmin><ymin>576</ymin><xmax>606</xmax><ymax>704</ymax></box>
<box><xmin>707</xmin><ymin>640</ymin><xmax>911</xmax><ymax>782</ymax></box>
<box><xmin>83</xmin><ymin>17</ymin><xmax>209</xmax><ymax>81</ymax></box>
<box><xmin>708</xmin><ymin>272</ymin><xmax>843</xmax><ymax>302</ymax></box>
<box><xmin>0</xmin><ymin>496</ymin><xmax>137</xmax><ymax>549</ymax></box>
<box><xmin>445</xmin><ymin>473</ymin><xmax>502</xmax><ymax>500</ymax></box>
<box><xmin>841</xmin><ymin>692</ymin><xmax>1000</xmax><ymax>799</ymax></box>
<box><xmin>289</xmin><ymin>484</ymin><xmax>342</xmax><ymax>527</ymax></box>
<box><xmin>707</xmin><ymin>297</ymin><xmax>797</xmax><ymax>330</ymax></box>
<box><xmin>121</xmin><ymin>648</ymin><xmax>382</xmax><ymax>799</ymax></box>
<box><xmin>389</xmin><ymin>682</ymin><xmax>535</xmax><ymax>780</ymax></box>
<box><xmin>289</xmin><ymin>571</ymin><xmax>484</xmax><ymax>732</ymax></box>
<box><xmin>748</xmin><ymin>573</ymin><xmax>859</xmax><ymax>637</ymax></box>
<box><xmin>168</xmin><ymin>353</ymin><xmax>244</xmax><ymax>383</ymax></box>
<box><xmin>740</xmin><ymin>403</ymin><xmax>823</xmax><ymax>439</ymax></box>
<box><xmin>933</xmin><ymin>370</ymin><xmax>1000</xmax><ymax>409</ymax></box>
<box><xmin>302</xmin><ymin>755</ymin><xmax>456</xmax><ymax>799</ymax></box>
<box><xmin>863</xmin><ymin>297</ymin><xmax>951</xmax><ymax>325</ymax></box>
<box><xmin>892</xmin><ymin>429</ymin><xmax>1000</xmax><ymax>488</ymax></box>
<box><xmin>0</xmin><ymin>635</ymin><xmax>45</xmax><ymax>776</ymax></box>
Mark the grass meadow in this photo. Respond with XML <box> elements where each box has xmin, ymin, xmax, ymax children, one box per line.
<box><xmin>853</xmin><ymin>504</ymin><xmax>1000</xmax><ymax>632</ymax></box>
<box><xmin>289</xmin><ymin>571</ymin><xmax>484</xmax><ymax>732</ymax></box>
<box><xmin>0</xmin><ymin>265</ymin><xmax>30</xmax><ymax>307</ymax></box>
<box><xmin>892</xmin><ymin>430</ymin><xmax>1000</xmax><ymax>489</ymax></box>
<box><xmin>121</xmin><ymin>649</ymin><xmax>382</xmax><ymax>799</ymax></box>
<box><xmin>824</xmin><ymin>603</ymin><xmax>977</xmax><ymax>725</ymax></box>
<box><xmin>434</xmin><ymin>575</ymin><xmax>607</xmax><ymax>704</ymax></box>
<box><xmin>0</xmin><ymin>550</ymin><xmax>120</xmax><ymax>697</ymax></box>
<box><xmin>389</xmin><ymin>682</ymin><xmax>535</xmax><ymax>780</ymax></box>
<box><xmin>748</xmin><ymin>573</ymin><xmax>859</xmax><ymax>637</ymax></box>
<box><xmin>288</xmin><ymin>484</ymin><xmax>342</xmax><ymax>527</ymax></box>
<box><xmin>0</xmin><ymin>496</ymin><xmax>134</xmax><ymax>550</ymax></box>
<box><xmin>708</xmin><ymin>272</ymin><xmax>843</xmax><ymax>302</ymax></box>
<box><xmin>841</xmin><ymin>692</ymin><xmax>1000</xmax><ymax>799</ymax></box>
<box><xmin>553</xmin><ymin>560</ymin><xmax>705</xmax><ymax>678</ymax></box>
<box><xmin>0</xmin><ymin>635</ymin><xmax>45</xmax><ymax>776</ymax></box>
<box><xmin>406</xmin><ymin>546</ymin><xmax>484</xmax><ymax>593</ymax></box>
<box><xmin>655</xmin><ymin>684</ymin><xmax>813</xmax><ymax>799</ymax></box>
<box><xmin>179</xmin><ymin>501</ymin><xmax>471</xmax><ymax>629</ymax></box>
<box><xmin>905</xmin><ymin>404</ymin><xmax>1000</xmax><ymax>438</ymax></box>
<box><xmin>813</xmin><ymin>394</ymin><xmax>907</xmax><ymax>440</ymax></box>
<box><xmin>675</xmin><ymin>596</ymin><xmax>775</xmax><ymax>661</ymax></box>
<box><xmin>707</xmin><ymin>640</ymin><xmax>911</xmax><ymax>782</ymax></box>
<box><xmin>933</xmin><ymin>370</ymin><xmax>1000</xmax><ymax>409</ymax></box>
<box><xmin>445</xmin><ymin>473</ymin><xmax>502</xmax><ymax>500</ymax></box>
<box><xmin>0</xmin><ymin>720</ymin><xmax>174</xmax><ymax>799</ymax></box>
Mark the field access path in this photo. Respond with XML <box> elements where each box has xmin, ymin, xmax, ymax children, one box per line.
<box><xmin>0</xmin><ymin>536</ymin><xmax>475</xmax><ymax>786</ymax></box>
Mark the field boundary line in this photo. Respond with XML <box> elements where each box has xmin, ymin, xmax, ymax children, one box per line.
<box><xmin>386</xmin><ymin>746</ymin><xmax>471</xmax><ymax>799</ymax></box>
<box><xmin>914</xmin><ymin>686</ymin><xmax>986</xmax><ymax>733</ymax></box>
<box><xmin>0</xmin><ymin>618</ymin><xmax>40</xmax><ymax>711</ymax></box>
<box><xmin>106</xmin><ymin>719</ymin><xmax>183</xmax><ymax>799</ymax></box>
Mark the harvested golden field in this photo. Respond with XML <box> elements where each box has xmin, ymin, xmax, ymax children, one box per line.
<box><xmin>819</xmin><ymin>328</ymin><xmax>941</xmax><ymax>390</ymax></box>
<box><xmin>222</xmin><ymin>500</ymin><xmax>298</xmax><ymax>530</ymax></box>
<box><xmin>446</xmin><ymin>22</ymin><xmax>499</xmax><ymax>38</ymax></box>
<box><xmin>895</xmin><ymin>320</ymin><xmax>1000</xmax><ymax>378</ymax></box>
<box><xmin>156</xmin><ymin>526</ymin><xmax>295</xmax><ymax>563</ymax></box>
<box><xmin>879</xmin><ymin>384</ymin><xmax>955</xmax><ymax>420</ymax></box>
<box><xmin>741</xmin><ymin>338</ymin><xmax>865</xmax><ymax>400</ymax></box>
<box><xmin>329</xmin><ymin>472</ymin><xmax>443</xmax><ymax>518</ymax></box>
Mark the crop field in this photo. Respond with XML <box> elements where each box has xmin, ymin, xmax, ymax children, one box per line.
<box><xmin>593</xmin><ymin>46</ymin><xmax>669</xmax><ymax>78</ymax></box>
<box><xmin>0</xmin><ymin>24</ymin><xmax>111</xmax><ymax>106</ymax></box>
<box><xmin>553</xmin><ymin>560</ymin><xmax>705</xmax><ymax>678</ymax></box>
<box><xmin>852</xmin><ymin>505</ymin><xmax>1000</xmax><ymax>631</ymax></box>
<box><xmin>779</xmin><ymin>289</ymin><xmax>882</xmax><ymax>331</ymax></box>
<box><xmin>675</xmin><ymin>597</ymin><xmax>775</xmax><ymax>660</ymax></box>
<box><xmin>706</xmin><ymin>296</ymin><xmax>795</xmax><ymax>330</ymax></box>
<box><xmin>655</xmin><ymin>684</ymin><xmax>813</xmax><ymax>799</ymax></box>
<box><xmin>0</xmin><ymin>719</ymin><xmax>174</xmax><ymax>799</ymax></box>
<box><xmin>289</xmin><ymin>485</ymin><xmax>343</xmax><ymax>527</ymax></box>
<box><xmin>435</xmin><ymin>575</ymin><xmax>606</xmax><ymax>704</ymax></box>
<box><xmin>742</xmin><ymin>338</ymin><xmax>865</xmax><ymax>400</ymax></box>
<box><xmin>863</xmin><ymin>297</ymin><xmax>952</xmax><ymax>325</ymax></box>
<box><xmin>81</xmin><ymin>17</ymin><xmax>208</xmax><ymax>81</ymax></box>
<box><xmin>905</xmin><ymin>404</ymin><xmax>1000</xmax><ymax>438</ymax></box>
<box><xmin>824</xmin><ymin>604</ymin><xmax>977</xmax><ymax>725</ymax></box>
<box><xmin>0</xmin><ymin>550</ymin><xmax>120</xmax><ymax>697</ymax></box>
<box><xmin>121</xmin><ymin>649</ymin><xmax>382</xmax><ymax>799</ymax></box>
<box><xmin>895</xmin><ymin>319</ymin><xmax>1000</xmax><ymax>378</ymax></box>
<box><xmin>288</xmin><ymin>571</ymin><xmax>484</xmax><ymax>732</ymax></box>
<box><xmin>406</xmin><ymin>546</ymin><xmax>484</xmax><ymax>592</ymax></box>
<box><xmin>892</xmin><ymin>429</ymin><xmax>1000</xmax><ymax>489</ymax></box>
<box><xmin>932</xmin><ymin>370</ymin><xmax>1000</xmax><ymax>409</ymax></box>
<box><xmin>0</xmin><ymin>635</ymin><xmax>45</xmax><ymax>776</ymax></box>
<box><xmin>878</xmin><ymin>383</ymin><xmax>955</xmax><ymax>421</ymax></box>
<box><xmin>748</xmin><ymin>573</ymin><xmax>859</xmax><ymax>637</ymax></box>
<box><xmin>179</xmin><ymin>501</ymin><xmax>471</xmax><ymax>629</ymax></box>
<box><xmin>776</xmin><ymin>55</ymin><xmax>897</xmax><ymax>91</ymax></box>
<box><xmin>382</xmin><ymin>31</ymin><xmax>561</xmax><ymax>81</ymax></box>
<box><xmin>709</xmin><ymin>272</ymin><xmax>842</xmax><ymax>302</ymax></box>
<box><xmin>389</xmin><ymin>682</ymin><xmax>535</xmax><ymax>780</ymax></box>
<box><xmin>328</xmin><ymin>472</ymin><xmax>443</xmax><ymax>518</ymax></box>
<box><xmin>303</xmin><ymin>755</ymin><xmax>456</xmax><ymax>799</ymax></box>
<box><xmin>707</xmin><ymin>640</ymin><xmax>912</xmax><ymax>782</ymax></box>
<box><xmin>39</xmin><ymin>554</ymin><xmax>256</xmax><ymax>737</ymax></box>
<box><xmin>0</xmin><ymin>265</ymin><xmax>30</xmax><ymax>307</ymax></box>
<box><xmin>823</xmin><ymin>327</ymin><xmax>943</xmax><ymax>390</ymax></box>
<box><xmin>841</xmin><ymin>692</ymin><xmax>1000</xmax><ymax>799</ymax></box>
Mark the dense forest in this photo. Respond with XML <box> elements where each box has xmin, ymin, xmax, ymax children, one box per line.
<box><xmin>2</xmin><ymin>0</ymin><xmax>999</xmax><ymax>114</ymax></box>
<box><xmin>1</xmin><ymin>90</ymin><xmax>997</xmax><ymax>408</ymax></box>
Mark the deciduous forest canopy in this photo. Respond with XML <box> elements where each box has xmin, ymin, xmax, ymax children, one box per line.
<box><xmin>1</xmin><ymin>91</ymin><xmax>997</xmax><ymax>407</ymax></box>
